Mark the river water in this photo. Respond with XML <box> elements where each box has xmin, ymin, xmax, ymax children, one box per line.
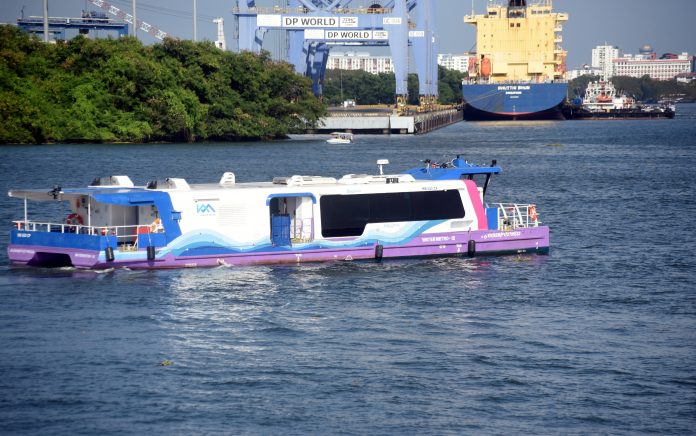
<box><xmin>1</xmin><ymin>106</ymin><xmax>695</xmax><ymax>434</ymax></box>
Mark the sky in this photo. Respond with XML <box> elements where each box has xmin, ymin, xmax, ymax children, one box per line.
<box><xmin>1</xmin><ymin>0</ymin><xmax>695</xmax><ymax>68</ymax></box>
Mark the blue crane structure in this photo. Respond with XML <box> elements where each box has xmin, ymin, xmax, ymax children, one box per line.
<box><xmin>17</xmin><ymin>11</ymin><xmax>129</xmax><ymax>41</ymax></box>
<box><xmin>232</xmin><ymin>0</ymin><xmax>438</xmax><ymax>110</ymax></box>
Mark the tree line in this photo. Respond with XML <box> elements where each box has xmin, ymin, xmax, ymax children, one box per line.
<box><xmin>568</xmin><ymin>74</ymin><xmax>696</xmax><ymax>103</ymax></box>
<box><xmin>321</xmin><ymin>65</ymin><xmax>464</xmax><ymax>106</ymax></box>
<box><xmin>0</xmin><ymin>26</ymin><xmax>326</xmax><ymax>144</ymax></box>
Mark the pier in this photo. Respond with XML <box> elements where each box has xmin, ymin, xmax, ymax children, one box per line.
<box><xmin>315</xmin><ymin>106</ymin><xmax>463</xmax><ymax>135</ymax></box>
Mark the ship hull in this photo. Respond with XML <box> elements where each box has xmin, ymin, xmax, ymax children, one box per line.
<box><xmin>462</xmin><ymin>82</ymin><xmax>568</xmax><ymax>121</ymax></box>
<box><xmin>562</xmin><ymin>105</ymin><xmax>675</xmax><ymax>120</ymax></box>
<box><xmin>8</xmin><ymin>227</ymin><xmax>550</xmax><ymax>269</ymax></box>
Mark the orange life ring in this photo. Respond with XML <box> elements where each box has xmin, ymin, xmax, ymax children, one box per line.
<box><xmin>528</xmin><ymin>206</ymin><xmax>538</xmax><ymax>222</ymax></box>
<box><xmin>66</xmin><ymin>213</ymin><xmax>83</xmax><ymax>226</ymax></box>
<box><xmin>66</xmin><ymin>213</ymin><xmax>83</xmax><ymax>233</ymax></box>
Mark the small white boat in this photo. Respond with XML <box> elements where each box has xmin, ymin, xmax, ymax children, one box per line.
<box><xmin>326</xmin><ymin>132</ymin><xmax>353</xmax><ymax>144</ymax></box>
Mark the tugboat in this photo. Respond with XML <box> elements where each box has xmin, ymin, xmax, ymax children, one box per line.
<box><xmin>563</xmin><ymin>81</ymin><xmax>675</xmax><ymax>119</ymax></box>
<box><xmin>7</xmin><ymin>157</ymin><xmax>549</xmax><ymax>269</ymax></box>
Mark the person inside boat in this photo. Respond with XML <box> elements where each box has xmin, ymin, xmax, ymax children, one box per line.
<box><xmin>151</xmin><ymin>213</ymin><xmax>163</xmax><ymax>233</ymax></box>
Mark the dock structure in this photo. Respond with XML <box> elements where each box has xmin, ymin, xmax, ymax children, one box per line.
<box><xmin>17</xmin><ymin>13</ymin><xmax>128</xmax><ymax>40</ymax></box>
<box><xmin>314</xmin><ymin>106</ymin><xmax>463</xmax><ymax>134</ymax></box>
<box><xmin>233</xmin><ymin>0</ymin><xmax>439</xmax><ymax>107</ymax></box>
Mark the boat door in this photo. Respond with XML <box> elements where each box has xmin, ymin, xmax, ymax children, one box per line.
<box><xmin>267</xmin><ymin>194</ymin><xmax>316</xmax><ymax>246</ymax></box>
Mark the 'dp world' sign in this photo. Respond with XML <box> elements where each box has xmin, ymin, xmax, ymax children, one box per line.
<box><xmin>304</xmin><ymin>29</ymin><xmax>389</xmax><ymax>41</ymax></box>
<box><xmin>257</xmin><ymin>15</ymin><xmax>358</xmax><ymax>28</ymax></box>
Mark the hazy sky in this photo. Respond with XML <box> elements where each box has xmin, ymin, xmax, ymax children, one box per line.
<box><xmin>1</xmin><ymin>0</ymin><xmax>695</xmax><ymax>68</ymax></box>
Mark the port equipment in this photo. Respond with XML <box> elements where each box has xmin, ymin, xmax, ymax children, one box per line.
<box><xmin>232</xmin><ymin>0</ymin><xmax>438</xmax><ymax>110</ymax></box>
<box><xmin>17</xmin><ymin>10</ymin><xmax>128</xmax><ymax>40</ymax></box>
<box><xmin>88</xmin><ymin>0</ymin><xmax>169</xmax><ymax>40</ymax></box>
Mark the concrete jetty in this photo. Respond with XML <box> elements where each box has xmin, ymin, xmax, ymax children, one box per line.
<box><xmin>313</xmin><ymin>105</ymin><xmax>463</xmax><ymax>134</ymax></box>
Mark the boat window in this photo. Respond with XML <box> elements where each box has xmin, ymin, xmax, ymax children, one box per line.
<box><xmin>320</xmin><ymin>190</ymin><xmax>464</xmax><ymax>237</ymax></box>
<box><xmin>320</xmin><ymin>195</ymin><xmax>370</xmax><ymax>237</ymax></box>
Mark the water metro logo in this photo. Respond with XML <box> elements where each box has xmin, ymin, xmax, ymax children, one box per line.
<box><xmin>195</xmin><ymin>203</ymin><xmax>217</xmax><ymax>216</ymax></box>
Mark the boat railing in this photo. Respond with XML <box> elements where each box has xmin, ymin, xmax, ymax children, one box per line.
<box><xmin>12</xmin><ymin>220</ymin><xmax>162</xmax><ymax>249</ymax></box>
<box><xmin>493</xmin><ymin>203</ymin><xmax>540</xmax><ymax>229</ymax></box>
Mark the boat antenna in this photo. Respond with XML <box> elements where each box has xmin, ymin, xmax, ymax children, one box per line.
<box><xmin>376</xmin><ymin>159</ymin><xmax>389</xmax><ymax>175</ymax></box>
<box><xmin>482</xmin><ymin>160</ymin><xmax>497</xmax><ymax>198</ymax></box>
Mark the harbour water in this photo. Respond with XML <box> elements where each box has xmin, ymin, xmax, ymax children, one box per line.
<box><xmin>1</xmin><ymin>106</ymin><xmax>695</xmax><ymax>434</ymax></box>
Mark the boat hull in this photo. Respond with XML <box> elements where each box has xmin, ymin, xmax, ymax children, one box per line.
<box><xmin>562</xmin><ymin>105</ymin><xmax>675</xmax><ymax>120</ymax></box>
<box><xmin>8</xmin><ymin>227</ymin><xmax>550</xmax><ymax>269</ymax></box>
<box><xmin>462</xmin><ymin>82</ymin><xmax>568</xmax><ymax>121</ymax></box>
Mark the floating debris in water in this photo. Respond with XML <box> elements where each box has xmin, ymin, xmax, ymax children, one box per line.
<box><xmin>159</xmin><ymin>359</ymin><xmax>173</xmax><ymax>367</ymax></box>
<box><xmin>546</xmin><ymin>143</ymin><xmax>563</xmax><ymax>147</ymax></box>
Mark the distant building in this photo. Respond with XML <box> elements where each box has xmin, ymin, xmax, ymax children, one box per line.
<box><xmin>567</xmin><ymin>64</ymin><xmax>601</xmax><ymax>80</ymax></box>
<box><xmin>326</xmin><ymin>52</ymin><xmax>393</xmax><ymax>74</ymax></box>
<box><xmin>437</xmin><ymin>53</ymin><xmax>475</xmax><ymax>74</ymax></box>
<box><xmin>675</xmin><ymin>72</ymin><xmax>696</xmax><ymax>83</ymax></box>
<box><xmin>591</xmin><ymin>43</ymin><xmax>693</xmax><ymax>81</ymax></box>
<box><xmin>591</xmin><ymin>44</ymin><xmax>619</xmax><ymax>79</ymax></box>
<box><xmin>612</xmin><ymin>49</ymin><xmax>692</xmax><ymax>81</ymax></box>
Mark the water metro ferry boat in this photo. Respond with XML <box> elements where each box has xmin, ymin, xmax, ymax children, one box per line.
<box><xmin>7</xmin><ymin>157</ymin><xmax>549</xmax><ymax>269</ymax></box>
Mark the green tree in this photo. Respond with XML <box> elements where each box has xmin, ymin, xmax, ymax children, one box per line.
<box><xmin>437</xmin><ymin>66</ymin><xmax>464</xmax><ymax>104</ymax></box>
<box><xmin>0</xmin><ymin>26</ymin><xmax>326</xmax><ymax>144</ymax></box>
<box><xmin>567</xmin><ymin>75</ymin><xmax>600</xmax><ymax>100</ymax></box>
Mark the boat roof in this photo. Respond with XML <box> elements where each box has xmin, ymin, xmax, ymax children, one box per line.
<box><xmin>405</xmin><ymin>157</ymin><xmax>501</xmax><ymax>180</ymax></box>
<box><xmin>8</xmin><ymin>157</ymin><xmax>501</xmax><ymax>202</ymax></box>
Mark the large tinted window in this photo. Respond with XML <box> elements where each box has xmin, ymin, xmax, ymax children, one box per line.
<box><xmin>320</xmin><ymin>190</ymin><xmax>464</xmax><ymax>237</ymax></box>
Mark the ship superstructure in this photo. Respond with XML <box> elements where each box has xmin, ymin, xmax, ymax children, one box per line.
<box><xmin>462</xmin><ymin>0</ymin><xmax>569</xmax><ymax>120</ymax></box>
<box><xmin>465</xmin><ymin>0</ymin><xmax>567</xmax><ymax>84</ymax></box>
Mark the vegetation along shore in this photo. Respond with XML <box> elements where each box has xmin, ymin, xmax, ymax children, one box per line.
<box><xmin>0</xmin><ymin>26</ymin><xmax>326</xmax><ymax>144</ymax></box>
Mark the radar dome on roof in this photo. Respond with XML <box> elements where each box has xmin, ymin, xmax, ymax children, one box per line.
<box><xmin>639</xmin><ymin>44</ymin><xmax>654</xmax><ymax>54</ymax></box>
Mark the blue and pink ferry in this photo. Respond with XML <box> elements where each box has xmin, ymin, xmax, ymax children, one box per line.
<box><xmin>7</xmin><ymin>157</ymin><xmax>549</xmax><ymax>269</ymax></box>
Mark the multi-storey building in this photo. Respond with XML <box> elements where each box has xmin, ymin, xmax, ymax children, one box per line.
<box><xmin>591</xmin><ymin>44</ymin><xmax>693</xmax><ymax>80</ymax></box>
<box><xmin>566</xmin><ymin>64</ymin><xmax>602</xmax><ymax>80</ymax></box>
<box><xmin>437</xmin><ymin>53</ymin><xmax>475</xmax><ymax>73</ymax></box>
<box><xmin>591</xmin><ymin>44</ymin><xmax>619</xmax><ymax>79</ymax></box>
<box><xmin>326</xmin><ymin>52</ymin><xmax>394</xmax><ymax>74</ymax></box>
<box><xmin>612</xmin><ymin>52</ymin><xmax>693</xmax><ymax>81</ymax></box>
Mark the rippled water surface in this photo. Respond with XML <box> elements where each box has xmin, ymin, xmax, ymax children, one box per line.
<box><xmin>1</xmin><ymin>106</ymin><xmax>695</xmax><ymax>434</ymax></box>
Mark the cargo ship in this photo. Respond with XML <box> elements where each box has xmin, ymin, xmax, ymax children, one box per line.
<box><xmin>462</xmin><ymin>0</ymin><xmax>568</xmax><ymax>120</ymax></box>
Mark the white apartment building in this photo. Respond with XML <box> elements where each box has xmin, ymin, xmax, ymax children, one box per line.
<box><xmin>326</xmin><ymin>52</ymin><xmax>478</xmax><ymax>75</ymax></box>
<box><xmin>612</xmin><ymin>53</ymin><xmax>693</xmax><ymax>81</ymax></box>
<box><xmin>566</xmin><ymin>64</ymin><xmax>602</xmax><ymax>80</ymax></box>
<box><xmin>591</xmin><ymin>44</ymin><xmax>619</xmax><ymax>79</ymax></box>
<box><xmin>437</xmin><ymin>53</ymin><xmax>475</xmax><ymax>73</ymax></box>
<box><xmin>326</xmin><ymin>52</ymin><xmax>394</xmax><ymax>74</ymax></box>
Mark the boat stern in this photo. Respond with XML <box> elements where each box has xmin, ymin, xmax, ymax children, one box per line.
<box><xmin>8</xmin><ymin>227</ymin><xmax>114</xmax><ymax>268</ymax></box>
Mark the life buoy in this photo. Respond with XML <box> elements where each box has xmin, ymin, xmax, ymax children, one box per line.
<box><xmin>66</xmin><ymin>213</ymin><xmax>83</xmax><ymax>233</ymax></box>
<box><xmin>66</xmin><ymin>213</ymin><xmax>83</xmax><ymax>226</ymax></box>
<box><xmin>528</xmin><ymin>205</ymin><xmax>538</xmax><ymax>222</ymax></box>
